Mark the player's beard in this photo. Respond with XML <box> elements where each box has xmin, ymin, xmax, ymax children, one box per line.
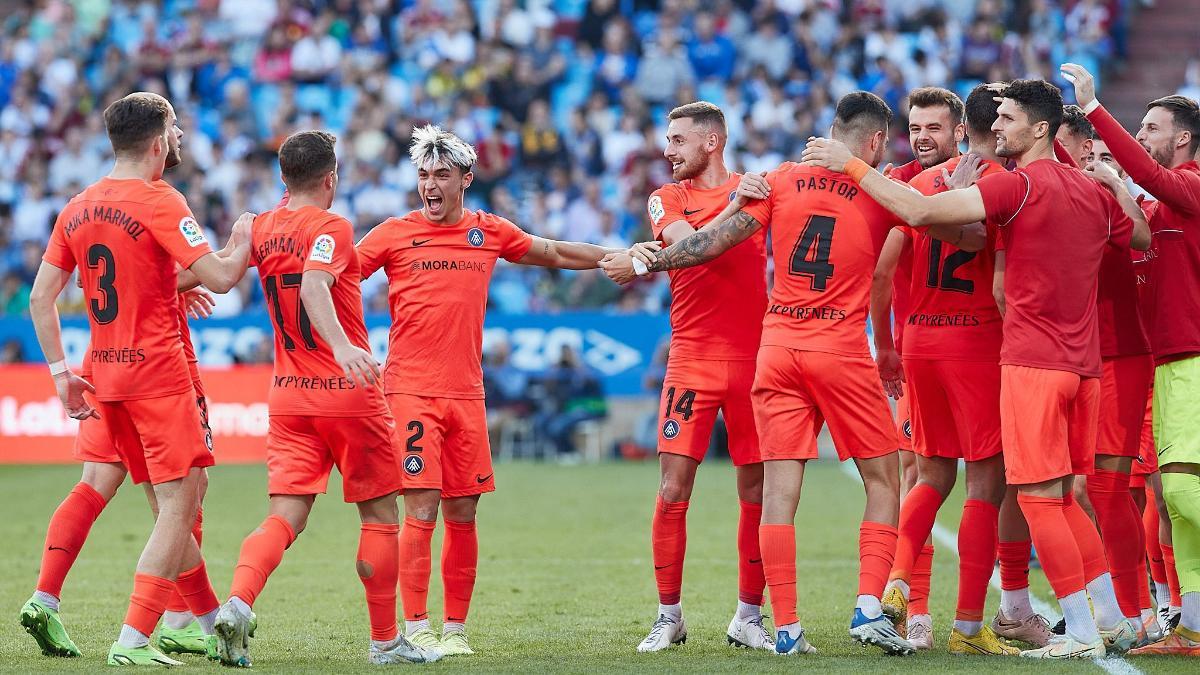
<box><xmin>914</xmin><ymin>142</ymin><xmax>953</xmax><ymax>169</ymax></box>
<box><xmin>672</xmin><ymin>152</ymin><xmax>709</xmax><ymax>181</ymax></box>
<box><xmin>1146</xmin><ymin>142</ymin><xmax>1173</xmax><ymax>168</ymax></box>
<box><xmin>164</xmin><ymin>139</ymin><xmax>182</xmax><ymax>170</ymax></box>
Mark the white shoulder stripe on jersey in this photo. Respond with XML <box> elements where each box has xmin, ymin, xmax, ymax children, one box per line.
<box><xmin>1001</xmin><ymin>171</ymin><xmax>1032</xmax><ymax>227</ymax></box>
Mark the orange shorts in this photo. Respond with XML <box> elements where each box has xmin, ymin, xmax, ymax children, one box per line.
<box><xmin>895</xmin><ymin>382</ymin><xmax>912</xmax><ymax>452</ymax></box>
<box><xmin>657</xmin><ymin>357</ymin><xmax>760</xmax><ymax>466</ymax></box>
<box><xmin>1097</xmin><ymin>354</ymin><xmax>1154</xmax><ymax>458</ymax></box>
<box><xmin>907</xmin><ymin>359</ymin><xmax>1002</xmax><ymax>462</ymax></box>
<box><xmin>76</xmin><ymin>379</ymin><xmax>209</xmax><ymax>465</ymax></box>
<box><xmin>96</xmin><ymin>387</ymin><xmax>214</xmax><ymax>485</ymax></box>
<box><xmin>1132</xmin><ymin>387</ymin><xmax>1157</xmax><ymax>480</ymax></box>
<box><xmin>752</xmin><ymin>346</ymin><xmax>897</xmax><ymax>462</ymax></box>
<box><xmin>266</xmin><ymin>413</ymin><xmax>399</xmax><ymax>503</ymax></box>
<box><xmin>387</xmin><ymin>393</ymin><xmax>494</xmax><ymax>498</ymax></box>
<box><xmin>1000</xmin><ymin>365</ymin><xmax>1099</xmax><ymax>485</ymax></box>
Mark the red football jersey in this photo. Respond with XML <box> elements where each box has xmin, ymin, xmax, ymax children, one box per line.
<box><xmin>648</xmin><ymin>172</ymin><xmax>767</xmax><ymax>361</ymax></box>
<box><xmin>742</xmin><ymin>162</ymin><xmax>903</xmax><ymax>357</ymax></box>
<box><xmin>357</xmin><ymin>210</ymin><xmax>533</xmax><ymax>399</ymax></box>
<box><xmin>251</xmin><ymin>205</ymin><xmax>386</xmax><ymax>417</ymax></box>
<box><xmin>43</xmin><ymin>178</ymin><xmax>212</xmax><ymax>401</ymax></box>
<box><xmin>978</xmin><ymin>159</ymin><xmax>1135</xmax><ymax>377</ymax></box>
<box><xmin>902</xmin><ymin>156</ymin><xmax>1006</xmax><ymax>362</ymax></box>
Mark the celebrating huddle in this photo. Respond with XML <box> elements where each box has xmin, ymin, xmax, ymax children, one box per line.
<box><xmin>15</xmin><ymin>59</ymin><xmax>1200</xmax><ymax>667</ymax></box>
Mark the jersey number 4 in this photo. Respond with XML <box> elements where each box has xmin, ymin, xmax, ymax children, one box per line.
<box><xmin>789</xmin><ymin>215</ymin><xmax>836</xmax><ymax>291</ymax></box>
<box><xmin>264</xmin><ymin>273</ymin><xmax>318</xmax><ymax>351</ymax></box>
<box><xmin>925</xmin><ymin>239</ymin><xmax>976</xmax><ymax>294</ymax></box>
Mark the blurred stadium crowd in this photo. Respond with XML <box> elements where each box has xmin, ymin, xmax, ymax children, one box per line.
<box><xmin>0</xmin><ymin>0</ymin><xmax>1151</xmax><ymax>325</ymax></box>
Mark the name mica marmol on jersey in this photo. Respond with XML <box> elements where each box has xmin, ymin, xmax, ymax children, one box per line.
<box><xmin>64</xmin><ymin>205</ymin><xmax>148</xmax><ymax>240</ymax></box>
<box><xmin>768</xmin><ymin>303</ymin><xmax>848</xmax><ymax>321</ymax></box>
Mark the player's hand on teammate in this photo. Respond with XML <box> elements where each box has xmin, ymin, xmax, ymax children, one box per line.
<box><xmin>737</xmin><ymin>172</ymin><xmax>770</xmax><ymax>202</ymax></box>
<box><xmin>600</xmin><ymin>251</ymin><xmax>637</xmax><ymax>285</ymax></box>
<box><xmin>1083</xmin><ymin>159</ymin><xmax>1122</xmax><ymax>189</ymax></box>
<box><xmin>228</xmin><ymin>212</ymin><xmax>256</xmax><ymax>249</ymax></box>
<box><xmin>874</xmin><ymin>347</ymin><xmax>905</xmax><ymax>400</ymax></box>
<box><xmin>55</xmin><ymin>371</ymin><xmax>100</xmax><ymax>420</ymax></box>
<box><xmin>943</xmin><ymin>152</ymin><xmax>984</xmax><ymax>189</ymax></box>
<box><xmin>182</xmin><ymin>288</ymin><xmax>217</xmax><ymax>319</ymax></box>
<box><xmin>333</xmin><ymin>343</ymin><xmax>381</xmax><ymax>387</ymax></box>
<box><xmin>1060</xmin><ymin>63</ymin><xmax>1097</xmax><ymax>109</ymax></box>
<box><xmin>801</xmin><ymin>137</ymin><xmax>853</xmax><ymax>173</ymax></box>
<box><xmin>628</xmin><ymin>241</ymin><xmax>662</xmax><ymax>265</ymax></box>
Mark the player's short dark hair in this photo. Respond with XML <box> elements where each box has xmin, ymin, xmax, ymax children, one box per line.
<box><xmin>1147</xmin><ymin>94</ymin><xmax>1200</xmax><ymax>154</ymax></box>
<box><xmin>963</xmin><ymin>84</ymin><xmax>1001</xmax><ymax>140</ymax></box>
<box><xmin>278</xmin><ymin>130</ymin><xmax>337</xmax><ymax>192</ymax></box>
<box><xmin>833</xmin><ymin>91</ymin><xmax>893</xmax><ymax>142</ymax></box>
<box><xmin>1001</xmin><ymin>79</ymin><xmax>1063</xmax><ymax>138</ymax></box>
<box><xmin>907</xmin><ymin>87</ymin><xmax>964</xmax><ymax>126</ymax></box>
<box><xmin>1060</xmin><ymin>105</ymin><xmax>1096</xmax><ymax>141</ymax></box>
<box><xmin>103</xmin><ymin>92</ymin><xmax>171</xmax><ymax>156</ymax></box>
<box><xmin>668</xmin><ymin>101</ymin><xmax>727</xmax><ymax>136</ymax></box>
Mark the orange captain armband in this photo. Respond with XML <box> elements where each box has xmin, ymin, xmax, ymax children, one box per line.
<box><xmin>845</xmin><ymin>158</ymin><xmax>870</xmax><ymax>183</ymax></box>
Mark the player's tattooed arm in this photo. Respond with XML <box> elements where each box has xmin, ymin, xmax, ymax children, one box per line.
<box><xmin>643</xmin><ymin>210</ymin><xmax>763</xmax><ymax>272</ymax></box>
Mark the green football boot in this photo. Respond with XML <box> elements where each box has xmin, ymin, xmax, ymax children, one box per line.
<box><xmin>439</xmin><ymin>630</ymin><xmax>475</xmax><ymax>656</ymax></box>
<box><xmin>107</xmin><ymin>642</ymin><xmax>184</xmax><ymax>666</ymax></box>
<box><xmin>19</xmin><ymin>597</ymin><xmax>82</xmax><ymax>657</ymax></box>
<box><xmin>155</xmin><ymin>620</ymin><xmax>208</xmax><ymax>656</ymax></box>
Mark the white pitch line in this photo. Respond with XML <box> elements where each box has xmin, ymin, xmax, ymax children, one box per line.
<box><xmin>835</xmin><ymin>460</ymin><xmax>1144</xmax><ymax>673</ymax></box>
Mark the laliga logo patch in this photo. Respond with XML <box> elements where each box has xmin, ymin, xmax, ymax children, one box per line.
<box><xmin>309</xmin><ymin>234</ymin><xmax>336</xmax><ymax>264</ymax></box>
<box><xmin>648</xmin><ymin>195</ymin><xmax>664</xmax><ymax>225</ymax></box>
<box><xmin>902</xmin><ymin>420</ymin><xmax>912</xmax><ymax>440</ymax></box>
<box><xmin>179</xmin><ymin>217</ymin><xmax>206</xmax><ymax>247</ymax></box>
<box><xmin>662</xmin><ymin>419</ymin><xmax>681</xmax><ymax>440</ymax></box>
<box><xmin>404</xmin><ymin>454</ymin><xmax>425</xmax><ymax>476</ymax></box>
<box><xmin>467</xmin><ymin>227</ymin><xmax>485</xmax><ymax>247</ymax></box>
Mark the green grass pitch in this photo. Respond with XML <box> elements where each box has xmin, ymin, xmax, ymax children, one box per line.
<box><xmin>0</xmin><ymin>460</ymin><xmax>1193</xmax><ymax>672</ymax></box>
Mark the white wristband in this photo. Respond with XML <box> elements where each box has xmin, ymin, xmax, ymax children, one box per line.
<box><xmin>48</xmin><ymin>360</ymin><xmax>69</xmax><ymax>377</ymax></box>
<box><xmin>1082</xmin><ymin>99</ymin><xmax>1101</xmax><ymax>115</ymax></box>
<box><xmin>631</xmin><ymin>257</ymin><xmax>649</xmax><ymax>276</ymax></box>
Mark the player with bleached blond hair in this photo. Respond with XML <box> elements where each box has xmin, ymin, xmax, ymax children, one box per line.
<box><xmin>356</xmin><ymin>125</ymin><xmax>628</xmax><ymax>656</ymax></box>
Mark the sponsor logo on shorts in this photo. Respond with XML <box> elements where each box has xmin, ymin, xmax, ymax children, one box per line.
<box><xmin>404</xmin><ymin>454</ymin><xmax>425</xmax><ymax>476</ymax></box>
<box><xmin>179</xmin><ymin>216</ymin><xmax>206</xmax><ymax>247</ymax></box>
<box><xmin>309</xmin><ymin>234</ymin><xmax>335</xmax><ymax>264</ymax></box>
<box><xmin>467</xmin><ymin>227</ymin><xmax>485</xmax><ymax>247</ymax></box>
<box><xmin>661</xmin><ymin>419</ymin><xmax>680</xmax><ymax>440</ymax></box>
<box><xmin>902</xmin><ymin>420</ymin><xmax>912</xmax><ymax>440</ymax></box>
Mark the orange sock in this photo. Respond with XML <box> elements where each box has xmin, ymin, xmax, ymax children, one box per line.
<box><xmin>229</xmin><ymin>514</ymin><xmax>296</xmax><ymax>607</ymax></box>
<box><xmin>176</xmin><ymin>561</ymin><xmax>219</xmax><ymax>617</ymax></box>
<box><xmin>651</xmin><ymin>496</ymin><xmax>688</xmax><ymax>605</ymax></box>
<box><xmin>1062</xmin><ymin>492</ymin><xmax>1109</xmax><ymax>582</ymax></box>
<box><xmin>909</xmin><ymin>543</ymin><xmax>934</xmax><ymax>614</ymax></box>
<box><xmin>399</xmin><ymin>516</ymin><xmax>434</xmax><ymax>621</ymax></box>
<box><xmin>36</xmin><ymin>482</ymin><xmax>107</xmax><ymax>599</ymax></box>
<box><xmin>167</xmin><ymin>508</ymin><xmax>205</xmax><ymax>613</ymax></box>
<box><xmin>1162</xmin><ymin>543</ymin><xmax>1183</xmax><ymax>606</ymax></box>
<box><xmin>441</xmin><ymin>519</ymin><xmax>477</xmax><ymax>624</ymax></box>
<box><xmin>124</xmin><ymin>573</ymin><xmax>174</xmax><ymax>636</ymax></box>
<box><xmin>998</xmin><ymin>539</ymin><xmax>1032</xmax><ymax>591</ymax></box>
<box><xmin>957</xmin><ymin>500</ymin><xmax>999</xmax><ymax>621</ymax></box>
<box><xmin>890</xmin><ymin>484</ymin><xmax>942</xmax><ymax>586</ymax></box>
<box><xmin>759</xmin><ymin>523</ymin><xmax>798</xmax><ymax>626</ymax></box>
<box><xmin>1087</xmin><ymin>469</ymin><xmax>1142</xmax><ymax>617</ymax></box>
<box><xmin>358</xmin><ymin>523</ymin><xmax>400</xmax><ymax>641</ymax></box>
<box><xmin>737</xmin><ymin>500</ymin><xmax>764</xmax><ymax>606</ymax></box>
<box><xmin>1017</xmin><ymin>494</ymin><xmax>1086</xmax><ymax>598</ymax></box>
<box><xmin>860</xmin><ymin>521</ymin><xmax>898</xmax><ymax>598</ymax></box>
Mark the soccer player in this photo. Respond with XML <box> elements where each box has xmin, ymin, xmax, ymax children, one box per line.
<box><xmin>357</xmin><ymin>125</ymin><xmax>625</xmax><ymax>657</ymax></box>
<box><xmin>210</xmin><ymin>131</ymin><xmax>435</xmax><ymax>667</ymax></box>
<box><xmin>803</xmin><ymin>79</ymin><xmax>1151</xmax><ymax>658</ymax></box>
<box><xmin>1061</xmin><ymin>62</ymin><xmax>1200</xmax><ymax>656</ymax></box>
<box><xmin>876</xmin><ymin>84</ymin><xmax>1024</xmax><ymax>656</ymax></box>
<box><xmin>1055</xmin><ymin>109</ymin><xmax>1159</xmax><ymax>642</ymax></box>
<box><xmin>623</xmin><ymin>102</ymin><xmax>772</xmax><ymax>653</ymax></box>
<box><xmin>871</xmin><ymin>86</ymin><xmax>967</xmax><ymax>648</ymax></box>
<box><xmin>28</xmin><ymin>92</ymin><xmax>251</xmax><ymax>666</ymax></box>
<box><xmin>606</xmin><ymin>91</ymin><xmax>985</xmax><ymax>656</ymax></box>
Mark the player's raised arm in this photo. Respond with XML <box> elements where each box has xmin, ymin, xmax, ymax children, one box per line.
<box><xmin>184</xmin><ymin>212</ymin><xmax>254</xmax><ymax>292</ymax></box>
<box><xmin>177</xmin><ymin>213</ymin><xmax>254</xmax><ymax>292</ymax></box>
<box><xmin>1083</xmin><ymin>159</ymin><xmax>1152</xmax><ymax>250</ymax></box>
<box><xmin>802</xmin><ymin>137</ymin><xmax>987</xmax><ymax>250</ymax></box>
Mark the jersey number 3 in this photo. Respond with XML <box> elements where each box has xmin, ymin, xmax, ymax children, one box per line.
<box><xmin>789</xmin><ymin>215</ymin><xmax>836</xmax><ymax>291</ymax></box>
<box><xmin>86</xmin><ymin>244</ymin><xmax>118</xmax><ymax>324</ymax></box>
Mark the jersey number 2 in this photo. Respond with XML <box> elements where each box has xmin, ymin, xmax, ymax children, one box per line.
<box><xmin>925</xmin><ymin>239</ymin><xmax>976</xmax><ymax>294</ymax></box>
<box><xmin>264</xmin><ymin>274</ymin><xmax>318</xmax><ymax>351</ymax></box>
<box><xmin>789</xmin><ymin>215</ymin><xmax>836</xmax><ymax>291</ymax></box>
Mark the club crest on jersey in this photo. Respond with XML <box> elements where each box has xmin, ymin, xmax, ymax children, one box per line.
<box><xmin>728</xmin><ymin>190</ymin><xmax>737</xmax><ymax>202</ymax></box>
<box><xmin>179</xmin><ymin>217</ymin><xmax>205</xmax><ymax>247</ymax></box>
<box><xmin>648</xmin><ymin>195</ymin><xmax>664</xmax><ymax>225</ymax></box>
<box><xmin>309</xmin><ymin>234</ymin><xmax>335</xmax><ymax>264</ymax></box>
<box><xmin>661</xmin><ymin>419</ymin><xmax>681</xmax><ymax>440</ymax></box>
<box><xmin>404</xmin><ymin>454</ymin><xmax>425</xmax><ymax>476</ymax></box>
<box><xmin>467</xmin><ymin>227</ymin><xmax>485</xmax><ymax>247</ymax></box>
<box><xmin>902</xmin><ymin>420</ymin><xmax>912</xmax><ymax>440</ymax></box>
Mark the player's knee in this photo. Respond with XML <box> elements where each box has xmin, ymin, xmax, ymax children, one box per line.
<box><xmin>442</xmin><ymin>495</ymin><xmax>479</xmax><ymax>522</ymax></box>
<box><xmin>404</xmin><ymin>489</ymin><xmax>442</xmax><ymax>521</ymax></box>
<box><xmin>658</xmin><ymin>476</ymin><xmax>694</xmax><ymax>503</ymax></box>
